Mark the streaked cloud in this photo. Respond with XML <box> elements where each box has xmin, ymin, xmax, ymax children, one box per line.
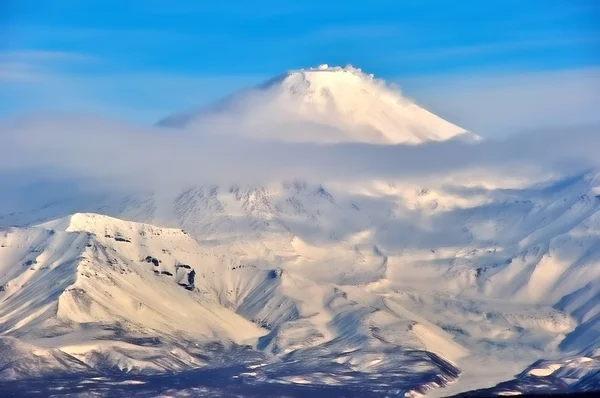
<box><xmin>0</xmin><ymin>50</ymin><xmax>97</xmax><ymax>63</ymax></box>
<box><xmin>0</xmin><ymin>49</ymin><xmax>97</xmax><ymax>83</ymax></box>
<box><xmin>0</xmin><ymin>61</ymin><xmax>42</xmax><ymax>82</ymax></box>
<box><xmin>403</xmin><ymin>35</ymin><xmax>600</xmax><ymax>60</ymax></box>
<box><xmin>306</xmin><ymin>24</ymin><xmax>406</xmax><ymax>41</ymax></box>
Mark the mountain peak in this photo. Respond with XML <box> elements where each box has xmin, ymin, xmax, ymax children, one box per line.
<box><xmin>38</xmin><ymin>212</ymin><xmax>188</xmax><ymax>239</ymax></box>
<box><xmin>158</xmin><ymin>65</ymin><xmax>476</xmax><ymax>145</ymax></box>
<box><xmin>262</xmin><ymin>64</ymin><xmax>380</xmax><ymax>97</ymax></box>
<box><xmin>280</xmin><ymin>64</ymin><xmax>373</xmax><ymax>79</ymax></box>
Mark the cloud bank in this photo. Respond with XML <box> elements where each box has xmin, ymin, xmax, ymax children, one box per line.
<box><xmin>0</xmin><ymin>113</ymin><xmax>598</xmax><ymax>194</ymax></box>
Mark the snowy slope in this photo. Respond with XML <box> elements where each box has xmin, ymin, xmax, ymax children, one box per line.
<box><xmin>0</xmin><ymin>336</ymin><xmax>94</xmax><ymax>380</ymax></box>
<box><xmin>456</xmin><ymin>355</ymin><xmax>600</xmax><ymax>396</ymax></box>
<box><xmin>0</xmin><ymin>213</ymin><xmax>470</xmax><ymax>393</ymax></box>
<box><xmin>4</xmin><ymin>174</ymin><xmax>600</xmax><ymax>395</ymax></box>
<box><xmin>2</xmin><ymin>170</ymin><xmax>600</xmax><ymax>395</ymax></box>
<box><xmin>1</xmin><ymin>63</ymin><xmax>600</xmax><ymax>396</ymax></box>
<box><xmin>158</xmin><ymin>65</ymin><xmax>475</xmax><ymax>144</ymax></box>
<box><xmin>0</xmin><ymin>214</ymin><xmax>267</xmax><ymax>374</ymax></box>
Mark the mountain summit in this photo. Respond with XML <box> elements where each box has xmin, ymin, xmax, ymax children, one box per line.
<box><xmin>158</xmin><ymin>65</ymin><xmax>476</xmax><ymax>144</ymax></box>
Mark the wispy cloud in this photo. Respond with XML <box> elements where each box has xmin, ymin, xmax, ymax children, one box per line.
<box><xmin>0</xmin><ymin>61</ymin><xmax>42</xmax><ymax>82</ymax></box>
<box><xmin>0</xmin><ymin>49</ymin><xmax>97</xmax><ymax>83</ymax></box>
<box><xmin>0</xmin><ymin>67</ymin><xmax>265</xmax><ymax>121</ymax></box>
<box><xmin>306</xmin><ymin>24</ymin><xmax>405</xmax><ymax>42</ymax></box>
<box><xmin>401</xmin><ymin>34</ymin><xmax>600</xmax><ymax>60</ymax></box>
<box><xmin>0</xmin><ymin>50</ymin><xmax>97</xmax><ymax>63</ymax></box>
<box><xmin>136</xmin><ymin>0</ymin><xmax>310</xmax><ymax>19</ymax></box>
<box><xmin>8</xmin><ymin>25</ymin><xmax>200</xmax><ymax>46</ymax></box>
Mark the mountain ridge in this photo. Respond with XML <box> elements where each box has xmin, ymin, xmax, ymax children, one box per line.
<box><xmin>0</xmin><ymin>212</ymin><xmax>469</xmax><ymax>395</ymax></box>
<box><xmin>1</xmin><ymin>63</ymin><xmax>600</xmax><ymax>396</ymax></box>
<box><xmin>2</xmin><ymin>165</ymin><xmax>600</xmax><ymax>395</ymax></box>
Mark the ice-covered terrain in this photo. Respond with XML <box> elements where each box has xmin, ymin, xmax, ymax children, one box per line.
<box><xmin>1</xmin><ymin>66</ymin><xmax>599</xmax><ymax>396</ymax></box>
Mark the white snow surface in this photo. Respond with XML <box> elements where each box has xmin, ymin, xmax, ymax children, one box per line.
<box><xmin>3</xmin><ymin>171</ymin><xmax>600</xmax><ymax>395</ymax></box>
<box><xmin>0</xmin><ymin>65</ymin><xmax>599</xmax><ymax>396</ymax></box>
<box><xmin>0</xmin><ymin>213</ymin><xmax>469</xmax><ymax>393</ymax></box>
<box><xmin>158</xmin><ymin>65</ymin><xmax>475</xmax><ymax>144</ymax></box>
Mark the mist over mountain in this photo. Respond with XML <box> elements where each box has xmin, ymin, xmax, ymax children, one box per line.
<box><xmin>158</xmin><ymin>65</ymin><xmax>477</xmax><ymax>145</ymax></box>
<box><xmin>1</xmin><ymin>66</ymin><xmax>600</xmax><ymax>397</ymax></box>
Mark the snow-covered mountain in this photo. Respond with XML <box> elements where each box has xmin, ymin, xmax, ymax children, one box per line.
<box><xmin>3</xmin><ymin>173</ymin><xmax>600</xmax><ymax>395</ymax></box>
<box><xmin>0</xmin><ymin>213</ymin><xmax>468</xmax><ymax>395</ymax></box>
<box><xmin>158</xmin><ymin>65</ymin><xmax>476</xmax><ymax>145</ymax></box>
<box><xmin>1</xmin><ymin>65</ymin><xmax>599</xmax><ymax>396</ymax></box>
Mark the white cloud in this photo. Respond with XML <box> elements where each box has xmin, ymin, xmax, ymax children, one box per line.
<box><xmin>0</xmin><ymin>113</ymin><xmax>597</xmax><ymax>193</ymax></box>
<box><xmin>0</xmin><ymin>50</ymin><xmax>97</xmax><ymax>83</ymax></box>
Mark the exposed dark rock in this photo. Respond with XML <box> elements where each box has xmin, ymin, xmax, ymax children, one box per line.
<box><xmin>143</xmin><ymin>256</ymin><xmax>160</xmax><ymax>267</ymax></box>
<box><xmin>160</xmin><ymin>271</ymin><xmax>173</xmax><ymax>276</ymax></box>
<box><xmin>315</xmin><ymin>186</ymin><xmax>335</xmax><ymax>203</ymax></box>
<box><xmin>188</xmin><ymin>270</ymin><xmax>196</xmax><ymax>286</ymax></box>
<box><xmin>268</xmin><ymin>267</ymin><xmax>284</xmax><ymax>279</ymax></box>
<box><xmin>114</xmin><ymin>236</ymin><xmax>131</xmax><ymax>243</ymax></box>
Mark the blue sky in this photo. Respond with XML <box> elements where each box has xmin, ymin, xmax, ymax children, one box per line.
<box><xmin>1</xmin><ymin>0</ymin><xmax>599</xmax><ymax>135</ymax></box>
